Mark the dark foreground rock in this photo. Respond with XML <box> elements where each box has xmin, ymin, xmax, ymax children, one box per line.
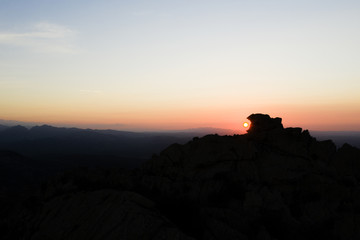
<box><xmin>2</xmin><ymin>113</ymin><xmax>360</xmax><ymax>240</ymax></box>
<box><xmin>24</xmin><ymin>190</ymin><xmax>193</xmax><ymax>240</ymax></box>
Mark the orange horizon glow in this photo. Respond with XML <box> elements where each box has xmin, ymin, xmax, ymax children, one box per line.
<box><xmin>1</xmin><ymin>91</ymin><xmax>360</xmax><ymax>131</ymax></box>
<box><xmin>1</xmin><ymin>102</ymin><xmax>360</xmax><ymax>132</ymax></box>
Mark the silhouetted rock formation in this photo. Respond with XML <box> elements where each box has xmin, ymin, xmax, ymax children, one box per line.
<box><xmin>247</xmin><ymin>113</ymin><xmax>283</xmax><ymax>133</ymax></box>
<box><xmin>2</xmin><ymin>114</ymin><xmax>360</xmax><ymax>240</ymax></box>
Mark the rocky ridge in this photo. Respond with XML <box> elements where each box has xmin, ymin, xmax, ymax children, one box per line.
<box><xmin>2</xmin><ymin>113</ymin><xmax>360</xmax><ymax>240</ymax></box>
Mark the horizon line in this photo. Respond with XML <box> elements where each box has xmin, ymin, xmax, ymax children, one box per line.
<box><xmin>1</xmin><ymin>118</ymin><xmax>360</xmax><ymax>133</ymax></box>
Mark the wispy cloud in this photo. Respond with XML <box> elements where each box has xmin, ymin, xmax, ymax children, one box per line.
<box><xmin>0</xmin><ymin>22</ymin><xmax>78</xmax><ymax>54</ymax></box>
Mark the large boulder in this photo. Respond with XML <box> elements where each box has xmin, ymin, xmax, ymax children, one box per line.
<box><xmin>247</xmin><ymin>114</ymin><xmax>283</xmax><ymax>133</ymax></box>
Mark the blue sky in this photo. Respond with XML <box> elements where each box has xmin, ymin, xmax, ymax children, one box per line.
<box><xmin>0</xmin><ymin>0</ymin><xmax>360</xmax><ymax>130</ymax></box>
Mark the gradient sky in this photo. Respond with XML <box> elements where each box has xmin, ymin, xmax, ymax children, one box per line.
<box><xmin>0</xmin><ymin>0</ymin><xmax>359</xmax><ymax>131</ymax></box>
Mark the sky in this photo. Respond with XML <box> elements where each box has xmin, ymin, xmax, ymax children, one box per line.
<box><xmin>0</xmin><ymin>0</ymin><xmax>359</xmax><ymax>131</ymax></box>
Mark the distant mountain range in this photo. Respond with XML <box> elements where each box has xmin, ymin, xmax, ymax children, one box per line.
<box><xmin>0</xmin><ymin>123</ymin><xmax>359</xmax><ymax>150</ymax></box>
<box><xmin>0</xmin><ymin>119</ymin><xmax>236</xmax><ymax>134</ymax></box>
<box><xmin>312</xmin><ymin>130</ymin><xmax>360</xmax><ymax>148</ymax></box>
<box><xmin>0</xmin><ymin>124</ymin><xmax>9</xmax><ymax>131</ymax></box>
<box><xmin>0</xmin><ymin>124</ymin><xmax>236</xmax><ymax>171</ymax></box>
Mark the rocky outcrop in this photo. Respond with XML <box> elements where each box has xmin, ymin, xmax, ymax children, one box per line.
<box><xmin>136</xmin><ymin>114</ymin><xmax>360</xmax><ymax>239</ymax></box>
<box><xmin>2</xmin><ymin>113</ymin><xmax>360</xmax><ymax>240</ymax></box>
<box><xmin>247</xmin><ymin>113</ymin><xmax>283</xmax><ymax>133</ymax></box>
<box><xmin>22</xmin><ymin>190</ymin><xmax>193</xmax><ymax>240</ymax></box>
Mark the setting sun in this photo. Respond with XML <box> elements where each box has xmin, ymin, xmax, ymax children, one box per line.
<box><xmin>243</xmin><ymin>122</ymin><xmax>249</xmax><ymax>128</ymax></box>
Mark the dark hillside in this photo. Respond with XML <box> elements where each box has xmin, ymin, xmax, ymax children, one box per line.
<box><xmin>2</xmin><ymin>114</ymin><xmax>360</xmax><ymax>240</ymax></box>
<box><xmin>0</xmin><ymin>125</ymin><xmax>194</xmax><ymax>166</ymax></box>
<box><xmin>0</xmin><ymin>124</ymin><xmax>8</xmax><ymax>132</ymax></box>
